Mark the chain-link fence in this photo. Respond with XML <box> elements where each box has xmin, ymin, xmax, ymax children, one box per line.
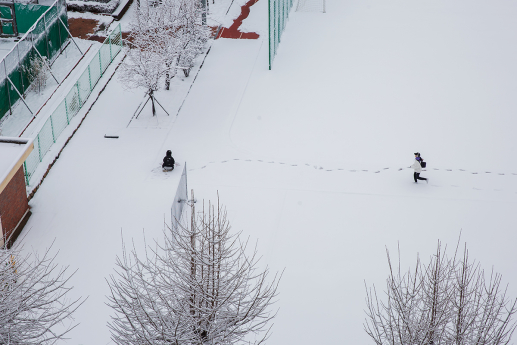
<box><xmin>23</xmin><ymin>24</ymin><xmax>123</xmax><ymax>185</ymax></box>
<box><xmin>0</xmin><ymin>0</ymin><xmax>69</xmax><ymax>120</ymax></box>
<box><xmin>268</xmin><ymin>0</ymin><xmax>294</xmax><ymax>70</ymax></box>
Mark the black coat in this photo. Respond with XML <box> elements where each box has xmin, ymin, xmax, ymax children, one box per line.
<box><xmin>162</xmin><ymin>154</ymin><xmax>175</xmax><ymax>168</ymax></box>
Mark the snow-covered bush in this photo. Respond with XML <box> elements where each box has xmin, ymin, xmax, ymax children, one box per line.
<box><xmin>0</xmin><ymin>243</ymin><xmax>84</xmax><ymax>344</ymax></box>
<box><xmin>364</xmin><ymin>241</ymin><xmax>517</xmax><ymax>345</ymax></box>
<box><xmin>107</xmin><ymin>193</ymin><xmax>281</xmax><ymax>345</ymax></box>
<box><xmin>67</xmin><ymin>0</ymin><xmax>120</xmax><ymax>14</ymax></box>
<box><xmin>24</xmin><ymin>56</ymin><xmax>49</xmax><ymax>95</ymax></box>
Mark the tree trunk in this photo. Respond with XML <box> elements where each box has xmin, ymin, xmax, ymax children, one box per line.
<box><xmin>165</xmin><ymin>61</ymin><xmax>172</xmax><ymax>90</ymax></box>
<box><xmin>149</xmin><ymin>90</ymin><xmax>156</xmax><ymax>116</ymax></box>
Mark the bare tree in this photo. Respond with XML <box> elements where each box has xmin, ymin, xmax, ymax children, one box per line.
<box><xmin>118</xmin><ymin>1</ymin><xmax>169</xmax><ymax>116</ymax></box>
<box><xmin>107</xmin><ymin>192</ymin><xmax>281</xmax><ymax>345</ymax></box>
<box><xmin>364</xmin><ymin>240</ymin><xmax>517</xmax><ymax>345</ymax></box>
<box><xmin>0</xmin><ymin>241</ymin><xmax>84</xmax><ymax>344</ymax></box>
<box><xmin>119</xmin><ymin>0</ymin><xmax>209</xmax><ymax>116</ymax></box>
<box><xmin>174</xmin><ymin>0</ymin><xmax>209</xmax><ymax>79</ymax></box>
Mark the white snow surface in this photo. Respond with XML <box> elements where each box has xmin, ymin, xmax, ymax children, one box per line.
<box><xmin>16</xmin><ymin>0</ymin><xmax>517</xmax><ymax>344</ymax></box>
<box><xmin>0</xmin><ymin>142</ymin><xmax>24</xmax><ymax>179</ymax></box>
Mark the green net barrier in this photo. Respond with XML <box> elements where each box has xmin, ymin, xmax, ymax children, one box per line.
<box><xmin>268</xmin><ymin>0</ymin><xmax>294</xmax><ymax>70</ymax></box>
<box><xmin>0</xmin><ymin>0</ymin><xmax>69</xmax><ymax>121</ymax></box>
<box><xmin>23</xmin><ymin>24</ymin><xmax>123</xmax><ymax>185</ymax></box>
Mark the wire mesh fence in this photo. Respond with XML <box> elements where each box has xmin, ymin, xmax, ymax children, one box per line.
<box><xmin>0</xmin><ymin>0</ymin><xmax>69</xmax><ymax>120</ymax></box>
<box><xmin>268</xmin><ymin>0</ymin><xmax>294</xmax><ymax>70</ymax></box>
<box><xmin>23</xmin><ymin>24</ymin><xmax>123</xmax><ymax>185</ymax></box>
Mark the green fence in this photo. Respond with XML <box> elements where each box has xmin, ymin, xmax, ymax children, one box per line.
<box><xmin>0</xmin><ymin>0</ymin><xmax>69</xmax><ymax>121</ymax></box>
<box><xmin>268</xmin><ymin>0</ymin><xmax>294</xmax><ymax>70</ymax></box>
<box><xmin>23</xmin><ymin>24</ymin><xmax>123</xmax><ymax>185</ymax></box>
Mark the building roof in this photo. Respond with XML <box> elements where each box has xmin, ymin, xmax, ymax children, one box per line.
<box><xmin>0</xmin><ymin>137</ymin><xmax>34</xmax><ymax>194</ymax></box>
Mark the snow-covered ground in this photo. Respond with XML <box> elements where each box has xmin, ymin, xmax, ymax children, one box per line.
<box><xmin>16</xmin><ymin>0</ymin><xmax>517</xmax><ymax>344</ymax></box>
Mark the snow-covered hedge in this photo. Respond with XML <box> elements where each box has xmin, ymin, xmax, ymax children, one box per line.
<box><xmin>67</xmin><ymin>0</ymin><xmax>120</xmax><ymax>14</ymax></box>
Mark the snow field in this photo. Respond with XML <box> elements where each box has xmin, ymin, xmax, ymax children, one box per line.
<box><xmin>16</xmin><ymin>0</ymin><xmax>517</xmax><ymax>344</ymax></box>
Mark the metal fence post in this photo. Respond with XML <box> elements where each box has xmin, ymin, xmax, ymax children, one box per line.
<box><xmin>109</xmin><ymin>34</ymin><xmax>112</xmax><ymax>62</ymax></box>
<box><xmin>37</xmin><ymin>136</ymin><xmax>42</xmax><ymax>161</ymax></box>
<box><xmin>76</xmin><ymin>83</ymin><xmax>82</xmax><ymax>108</ymax></box>
<box><xmin>16</xmin><ymin>45</ymin><xmax>25</xmax><ymax>94</ymax></box>
<box><xmin>43</xmin><ymin>14</ymin><xmax>50</xmax><ymax>60</ymax></box>
<box><xmin>99</xmin><ymin>51</ymin><xmax>103</xmax><ymax>77</ymax></box>
<box><xmin>23</xmin><ymin>162</ymin><xmax>29</xmax><ymax>185</ymax></box>
<box><xmin>50</xmin><ymin>115</ymin><xmax>56</xmax><ymax>143</ymax></box>
<box><xmin>88</xmin><ymin>65</ymin><xmax>92</xmax><ymax>91</ymax></box>
<box><xmin>268</xmin><ymin>0</ymin><xmax>271</xmax><ymax>70</ymax></box>
<box><xmin>3</xmin><ymin>62</ymin><xmax>13</xmax><ymax>116</ymax></box>
<box><xmin>65</xmin><ymin>98</ymin><xmax>69</xmax><ymax>124</ymax></box>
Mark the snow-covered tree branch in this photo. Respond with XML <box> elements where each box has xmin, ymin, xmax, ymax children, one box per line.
<box><xmin>364</xmin><ymin>240</ymin><xmax>517</xmax><ymax>345</ymax></box>
<box><xmin>118</xmin><ymin>0</ymin><xmax>209</xmax><ymax>115</ymax></box>
<box><xmin>107</xmin><ymin>192</ymin><xmax>282</xmax><ymax>345</ymax></box>
<box><xmin>0</xmin><ymin>241</ymin><xmax>84</xmax><ymax>344</ymax></box>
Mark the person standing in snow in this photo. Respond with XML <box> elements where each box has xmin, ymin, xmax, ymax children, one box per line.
<box><xmin>162</xmin><ymin>150</ymin><xmax>175</xmax><ymax>171</ymax></box>
<box><xmin>411</xmin><ymin>152</ymin><xmax>428</xmax><ymax>183</ymax></box>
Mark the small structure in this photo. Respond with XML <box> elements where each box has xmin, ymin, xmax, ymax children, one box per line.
<box><xmin>0</xmin><ymin>0</ymin><xmax>18</xmax><ymax>37</ymax></box>
<box><xmin>0</xmin><ymin>137</ymin><xmax>33</xmax><ymax>248</ymax></box>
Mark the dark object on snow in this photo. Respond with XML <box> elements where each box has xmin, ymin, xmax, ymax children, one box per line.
<box><xmin>162</xmin><ymin>150</ymin><xmax>175</xmax><ymax>170</ymax></box>
<box><xmin>104</xmin><ymin>135</ymin><xmax>119</xmax><ymax>139</ymax></box>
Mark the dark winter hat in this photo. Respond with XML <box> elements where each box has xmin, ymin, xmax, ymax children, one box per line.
<box><xmin>414</xmin><ymin>152</ymin><xmax>420</xmax><ymax>156</ymax></box>
<box><xmin>166</xmin><ymin>150</ymin><xmax>172</xmax><ymax>155</ymax></box>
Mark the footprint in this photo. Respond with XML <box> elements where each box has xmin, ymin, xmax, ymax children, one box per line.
<box><xmin>268</xmin><ymin>161</ymin><xmax>275</xmax><ymax>163</ymax></box>
<box><xmin>446</xmin><ymin>169</ymin><xmax>452</xmax><ymax>172</ymax></box>
<box><xmin>291</xmin><ymin>164</ymin><xmax>298</xmax><ymax>167</ymax></box>
<box><xmin>338</xmin><ymin>168</ymin><xmax>344</xmax><ymax>171</ymax></box>
<box><xmin>498</xmin><ymin>173</ymin><xmax>504</xmax><ymax>175</ymax></box>
<box><xmin>221</xmin><ymin>161</ymin><xmax>227</xmax><ymax>163</ymax></box>
<box><xmin>375</xmin><ymin>171</ymin><xmax>380</xmax><ymax>173</ymax></box>
<box><xmin>305</xmin><ymin>163</ymin><xmax>310</xmax><ymax>166</ymax></box>
<box><xmin>362</xmin><ymin>170</ymin><xmax>368</xmax><ymax>172</ymax></box>
<box><xmin>201</xmin><ymin>166</ymin><xmax>206</xmax><ymax>169</ymax></box>
<box><xmin>473</xmin><ymin>188</ymin><xmax>482</xmax><ymax>190</ymax></box>
<box><xmin>472</xmin><ymin>172</ymin><xmax>478</xmax><ymax>175</ymax></box>
<box><xmin>451</xmin><ymin>185</ymin><xmax>459</xmax><ymax>187</ymax></box>
<box><xmin>485</xmin><ymin>172</ymin><xmax>491</xmax><ymax>174</ymax></box>
<box><xmin>383</xmin><ymin>167</ymin><xmax>390</xmax><ymax>170</ymax></box>
<box><xmin>279</xmin><ymin>162</ymin><xmax>285</xmax><ymax>165</ymax></box>
<box><xmin>257</xmin><ymin>160</ymin><xmax>263</xmax><ymax>162</ymax></box>
<box><xmin>350</xmin><ymin>170</ymin><xmax>356</xmax><ymax>172</ymax></box>
<box><xmin>233</xmin><ymin>158</ymin><xmax>240</xmax><ymax>160</ymax></box>
<box><xmin>459</xmin><ymin>169</ymin><xmax>465</xmax><ymax>171</ymax></box>
<box><xmin>245</xmin><ymin>160</ymin><xmax>252</xmax><ymax>162</ymax></box>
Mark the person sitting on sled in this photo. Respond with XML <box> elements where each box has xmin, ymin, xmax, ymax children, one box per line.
<box><xmin>162</xmin><ymin>150</ymin><xmax>175</xmax><ymax>171</ymax></box>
